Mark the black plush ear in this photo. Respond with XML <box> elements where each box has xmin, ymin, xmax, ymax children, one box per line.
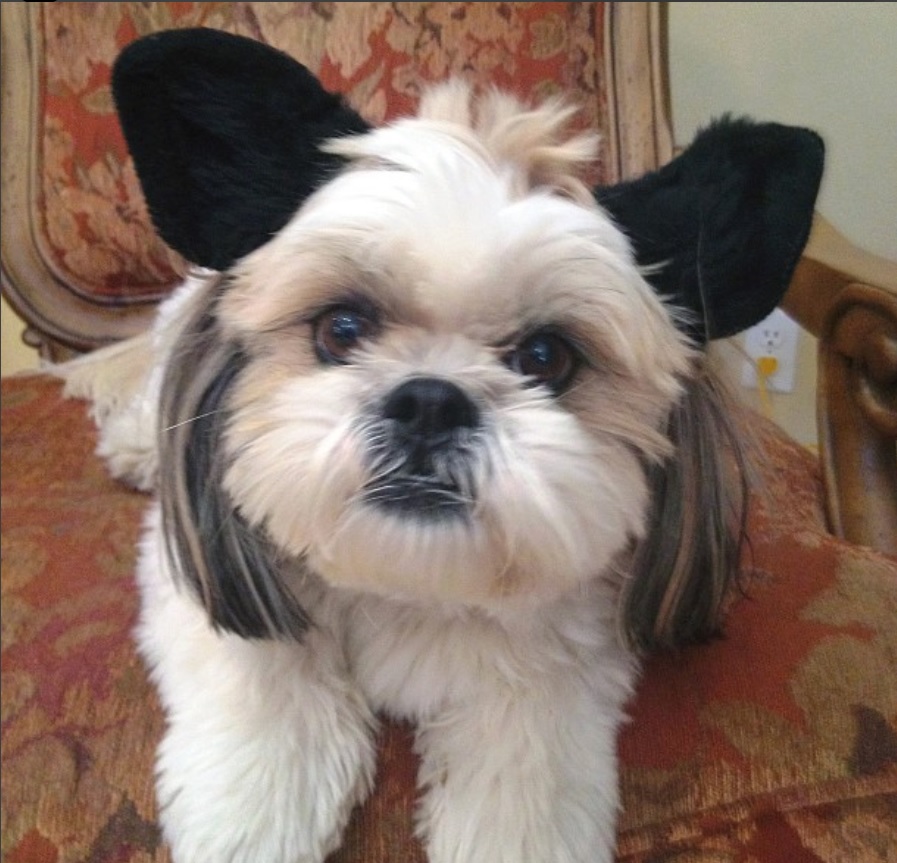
<box><xmin>112</xmin><ymin>28</ymin><xmax>371</xmax><ymax>271</ymax></box>
<box><xmin>114</xmin><ymin>30</ymin><xmax>823</xmax><ymax>337</ymax></box>
<box><xmin>595</xmin><ymin>117</ymin><xmax>824</xmax><ymax>341</ymax></box>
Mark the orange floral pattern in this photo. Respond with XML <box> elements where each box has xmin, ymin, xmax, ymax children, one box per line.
<box><xmin>3</xmin><ymin>375</ymin><xmax>895</xmax><ymax>863</ymax></box>
<box><xmin>35</xmin><ymin>2</ymin><xmax>613</xmax><ymax>302</ymax></box>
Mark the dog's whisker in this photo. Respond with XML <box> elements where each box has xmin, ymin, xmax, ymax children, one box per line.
<box><xmin>162</xmin><ymin>408</ymin><xmax>226</xmax><ymax>433</ymax></box>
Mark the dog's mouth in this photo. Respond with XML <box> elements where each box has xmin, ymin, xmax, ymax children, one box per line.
<box><xmin>364</xmin><ymin>472</ymin><xmax>471</xmax><ymax>518</ymax></box>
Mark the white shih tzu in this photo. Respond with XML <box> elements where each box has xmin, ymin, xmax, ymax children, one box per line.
<box><xmin>61</xmin><ymin>28</ymin><xmax>824</xmax><ymax>863</ymax></box>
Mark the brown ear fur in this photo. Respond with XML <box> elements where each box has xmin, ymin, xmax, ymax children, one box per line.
<box><xmin>157</xmin><ymin>276</ymin><xmax>310</xmax><ymax>640</ymax></box>
<box><xmin>621</xmin><ymin>364</ymin><xmax>750</xmax><ymax>651</ymax></box>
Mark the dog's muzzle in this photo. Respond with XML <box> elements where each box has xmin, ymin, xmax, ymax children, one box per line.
<box><xmin>365</xmin><ymin>377</ymin><xmax>480</xmax><ymax>518</ymax></box>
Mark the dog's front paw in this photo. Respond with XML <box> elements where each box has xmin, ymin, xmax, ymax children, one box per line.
<box><xmin>156</xmin><ymin>706</ymin><xmax>374</xmax><ymax>863</ymax></box>
<box><xmin>415</xmin><ymin>692</ymin><xmax>623</xmax><ymax>863</ymax></box>
<box><xmin>138</xmin><ymin>555</ymin><xmax>376</xmax><ymax>863</ymax></box>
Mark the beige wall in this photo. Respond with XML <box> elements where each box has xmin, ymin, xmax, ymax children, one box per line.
<box><xmin>3</xmin><ymin>4</ymin><xmax>896</xmax><ymax>443</ymax></box>
<box><xmin>1</xmin><ymin>296</ymin><xmax>39</xmax><ymax>377</ymax></box>
<box><xmin>668</xmin><ymin>2</ymin><xmax>897</xmax><ymax>444</ymax></box>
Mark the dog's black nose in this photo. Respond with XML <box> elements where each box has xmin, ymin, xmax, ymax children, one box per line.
<box><xmin>383</xmin><ymin>377</ymin><xmax>479</xmax><ymax>441</ymax></box>
<box><xmin>371</xmin><ymin>378</ymin><xmax>479</xmax><ymax>517</ymax></box>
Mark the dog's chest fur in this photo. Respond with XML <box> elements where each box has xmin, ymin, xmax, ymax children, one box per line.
<box><xmin>313</xmin><ymin>579</ymin><xmax>637</xmax><ymax>724</ymax></box>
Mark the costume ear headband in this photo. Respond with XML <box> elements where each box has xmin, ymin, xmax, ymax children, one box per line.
<box><xmin>113</xmin><ymin>28</ymin><xmax>824</xmax><ymax>342</ymax></box>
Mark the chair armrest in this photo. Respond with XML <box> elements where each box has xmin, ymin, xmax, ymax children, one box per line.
<box><xmin>782</xmin><ymin>214</ymin><xmax>897</xmax><ymax>556</ymax></box>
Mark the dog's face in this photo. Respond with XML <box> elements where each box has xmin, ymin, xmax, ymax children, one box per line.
<box><xmin>183</xmin><ymin>84</ymin><xmax>693</xmax><ymax>610</ymax></box>
<box><xmin>158</xmin><ymin>83</ymin><xmax>748</xmax><ymax>647</ymax></box>
<box><xmin>114</xmin><ymin>33</ymin><xmax>820</xmax><ymax>648</ymax></box>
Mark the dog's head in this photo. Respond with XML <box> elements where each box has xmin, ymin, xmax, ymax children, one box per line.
<box><xmin>113</xmin><ymin>30</ymin><xmax>823</xmax><ymax>650</ymax></box>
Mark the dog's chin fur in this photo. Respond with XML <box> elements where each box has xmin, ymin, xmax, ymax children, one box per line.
<box><xmin>70</xmin><ymin>81</ymin><xmax>748</xmax><ymax>863</ymax></box>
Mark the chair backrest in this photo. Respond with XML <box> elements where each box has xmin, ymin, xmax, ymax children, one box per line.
<box><xmin>1</xmin><ymin>1</ymin><xmax>672</xmax><ymax>360</ymax></box>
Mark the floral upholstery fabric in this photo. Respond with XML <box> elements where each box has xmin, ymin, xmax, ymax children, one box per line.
<box><xmin>5</xmin><ymin>3</ymin><xmax>896</xmax><ymax>860</ymax></box>
<box><xmin>2</xmin><ymin>373</ymin><xmax>895</xmax><ymax>863</ymax></box>
<box><xmin>33</xmin><ymin>1</ymin><xmax>620</xmax><ymax>303</ymax></box>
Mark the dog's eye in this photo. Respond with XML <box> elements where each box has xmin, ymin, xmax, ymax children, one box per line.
<box><xmin>505</xmin><ymin>330</ymin><xmax>579</xmax><ymax>393</ymax></box>
<box><xmin>313</xmin><ymin>306</ymin><xmax>378</xmax><ymax>364</ymax></box>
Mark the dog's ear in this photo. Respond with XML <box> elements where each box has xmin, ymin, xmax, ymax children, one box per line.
<box><xmin>158</xmin><ymin>278</ymin><xmax>310</xmax><ymax>640</ymax></box>
<box><xmin>622</xmin><ymin>372</ymin><xmax>749</xmax><ymax>652</ymax></box>
<box><xmin>595</xmin><ymin>117</ymin><xmax>824</xmax><ymax>341</ymax></box>
<box><xmin>112</xmin><ymin>28</ymin><xmax>371</xmax><ymax>271</ymax></box>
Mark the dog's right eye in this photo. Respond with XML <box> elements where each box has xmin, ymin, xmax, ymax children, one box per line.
<box><xmin>313</xmin><ymin>306</ymin><xmax>379</xmax><ymax>364</ymax></box>
<box><xmin>504</xmin><ymin>329</ymin><xmax>580</xmax><ymax>394</ymax></box>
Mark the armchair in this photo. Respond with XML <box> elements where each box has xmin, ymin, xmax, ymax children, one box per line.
<box><xmin>3</xmin><ymin>4</ymin><xmax>895</xmax><ymax>862</ymax></box>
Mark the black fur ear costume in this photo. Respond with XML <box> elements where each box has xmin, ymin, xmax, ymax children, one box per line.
<box><xmin>112</xmin><ymin>28</ymin><xmax>824</xmax><ymax>343</ymax></box>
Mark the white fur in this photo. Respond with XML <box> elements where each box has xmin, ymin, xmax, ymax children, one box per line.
<box><xmin>137</xmin><ymin>505</ymin><xmax>377</xmax><ymax>863</ymax></box>
<box><xmin>56</xmin><ymin>273</ymin><xmax>208</xmax><ymax>490</ymax></box>
<box><xmin>80</xmin><ymin>83</ymin><xmax>700</xmax><ymax>863</ymax></box>
<box><xmin>138</xmin><ymin>503</ymin><xmax>635</xmax><ymax>863</ymax></box>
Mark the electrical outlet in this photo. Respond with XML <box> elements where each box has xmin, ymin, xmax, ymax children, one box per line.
<box><xmin>741</xmin><ymin>308</ymin><xmax>800</xmax><ymax>393</ymax></box>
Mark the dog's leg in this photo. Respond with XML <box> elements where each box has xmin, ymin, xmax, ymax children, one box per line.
<box><xmin>136</xmin><ymin>506</ymin><xmax>376</xmax><ymax>863</ymax></box>
<box><xmin>55</xmin><ymin>331</ymin><xmax>161</xmax><ymax>491</ymax></box>
<box><xmin>413</xmin><ymin>620</ymin><xmax>633</xmax><ymax>863</ymax></box>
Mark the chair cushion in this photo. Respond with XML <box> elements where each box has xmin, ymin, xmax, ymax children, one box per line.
<box><xmin>616</xmin><ymin>423</ymin><xmax>897</xmax><ymax>859</ymax></box>
<box><xmin>2</xmin><ymin>374</ymin><xmax>894</xmax><ymax>862</ymax></box>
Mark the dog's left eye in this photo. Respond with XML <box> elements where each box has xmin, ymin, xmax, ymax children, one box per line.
<box><xmin>505</xmin><ymin>330</ymin><xmax>579</xmax><ymax>393</ymax></box>
<box><xmin>313</xmin><ymin>306</ymin><xmax>379</xmax><ymax>364</ymax></box>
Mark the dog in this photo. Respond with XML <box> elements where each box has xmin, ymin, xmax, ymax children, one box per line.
<box><xmin>60</xmin><ymin>29</ymin><xmax>824</xmax><ymax>863</ymax></box>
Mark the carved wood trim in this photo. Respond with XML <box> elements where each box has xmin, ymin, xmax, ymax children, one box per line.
<box><xmin>0</xmin><ymin>3</ymin><xmax>160</xmax><ymax>360</ymax></box>
<box><xmin>818</xmin><ymin>283</ymin><xmax>897</xmax><ymax>555</ymax></box>
<box><xmin>783</xmin><ymin>214</ymin><xmax>897</xmax><ymax>556</ymax></box>
<box><xmin>604</xmin><ymin>2</ymin><xmax>675</xmax><ymax>181</ymax></box>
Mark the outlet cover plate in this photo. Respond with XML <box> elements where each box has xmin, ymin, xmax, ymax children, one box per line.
<box><xmin>741</xmin><ymin>308</ymin><xmax>800</xmax><ymax>393</ymax></box>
